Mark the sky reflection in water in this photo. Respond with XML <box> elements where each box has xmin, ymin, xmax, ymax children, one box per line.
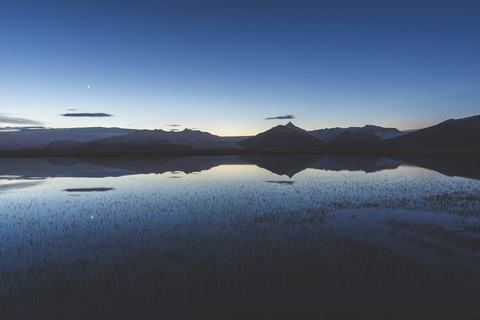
<box><xmin>0</xmin><ymin>156</ymin><xmax>479</xmax><ymax>319</ymax></box>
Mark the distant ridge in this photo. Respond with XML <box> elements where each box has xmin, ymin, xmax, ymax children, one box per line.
<box><xmin>328</xmin><ymin>131</ymin><xmax>381</xmax><ymax>147</ymax></box>
<box><xmin>0</xmin><ymin>132</ymin><xmax>49</xmax><ymax>150</ymax></box>
<box><xmin>43</xmin><ymin>140</ymin><xmax>82</xmax><ymax>150</ymax></box>
<box><xmin>38</xmin><ymin>128</ymin><xmax>247</xmax><ymax>151</ymax></box>
<box><xmin>5</xmin><ymin>127</ymin><xmax>136</xmax><ymax>142</ymax></box>
<box><xmin>72</xmin><ymin>130</ymin><xmax>192</xmax><ymax>152</ymax></box>
<box><xmin>237</xmin><ymin>122</ymin><xmax>325</xmax><ymax>149</ymax></box>
<box><xmin>309</xmin><ymin>125</ymin><xmax>402</xmax><ymax>142</ymax></box>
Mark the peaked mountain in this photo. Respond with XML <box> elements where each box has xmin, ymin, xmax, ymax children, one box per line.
<box><xmin>309</xmin><ymin>125</ymin><xmax>403</xmax><ymax>142</ymax></box>
<box><xmin>385</xmin><ymin>115</ymin><xmax>480</xmax><ymax>147</ymax></box>
<box><xmin>237</xmin><ymin>122</ymin><xmax>325</xmax><ymax>149</ymax></box>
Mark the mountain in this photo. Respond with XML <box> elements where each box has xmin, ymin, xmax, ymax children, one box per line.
<box><xmin>3</xmin><ymin>127</ymin><xmax>136</xmax><ymax>142</ymax></box>
<box><xmin>3</xmin><ymin>114</ymin><xmax>480</xmax><ymax>151</ymax></box>
<box><xmin>146</xmin><ymin>128</ymin><xmax>222</xmax><ymax>142</ymax></box>
<box><xmin>0</xmin><ymin>132</ymin><xmax>49</xmax><ymax>150</ymax></box>
<box><xmin>237</xmin><ymin>122</ymin><xmax>325</xmax><ymax>149</ymax></box>
<box><xmin>43</xmin><ymin>140</ymin><xmax>82</xmax><ymax>150</ymax></box>
<box><xmin>385</xmin><ymin>115</ymin><xmax>480</xmax><ymax>147</ymax></box>
<box><xmin>0</xmin><ymin>127</ymin><xmax>136</xmax><ymax>151</ymax></box>
<box><xmin>138</xmin><ymin>129</ymin><xmax>245</xmax><ymax>149</ymax></box>
<box><xmin>36</xmin><ymin>128</ymin><xmax>247</xmax><ymax>151</ymax></box>
<box><xmin>71</xmin><ymin>130</ymin><xmax>192</xmax><ymax>151</ymax></box>
<box><xmin>328</xmin><ymin>131</ymin><xmax>381</xmax><ymax>147</ymax></box>
<box><xmin>309</xmin><ymin>125</ymin><xmax>403</xmax><ymax>142</ymax></box>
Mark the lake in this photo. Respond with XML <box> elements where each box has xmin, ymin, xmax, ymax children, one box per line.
<box><xmin>1</xmin><ymin>155</ymin><xmax>479</xmax><ymax>319</ymax></box>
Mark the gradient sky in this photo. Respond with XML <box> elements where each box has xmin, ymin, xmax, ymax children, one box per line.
<box><xmin>1</xmin><ymin>0</ymin><xmax>479</xmax><ymax>136</ymax></box>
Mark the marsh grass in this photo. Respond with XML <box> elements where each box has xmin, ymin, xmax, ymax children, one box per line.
<box><xmin>0</xmin><ymin>164</ymin><xmax>479</xmax><ymax>319</ymax></box>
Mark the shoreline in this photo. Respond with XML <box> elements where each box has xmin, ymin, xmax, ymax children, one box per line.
<box><xmin>1</xmin><ymin>146</ymin><xmax>480</xmax><ymax>158</ymax></box>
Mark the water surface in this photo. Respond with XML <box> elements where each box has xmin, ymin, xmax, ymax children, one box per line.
<box><xmin>1</xmin><ymin>156</ymin><xmax>479</xmax><ymax>319</ymax></box>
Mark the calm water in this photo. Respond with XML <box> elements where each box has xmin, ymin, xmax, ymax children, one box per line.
<box><xmin>1</xmin><ymin>156</ymin><xmax>480</xmax><ymax>319</ymax></box>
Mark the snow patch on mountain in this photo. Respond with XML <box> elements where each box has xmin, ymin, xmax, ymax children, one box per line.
<box><xmin>309</xmin><ymin>125</ymin><xmax>404</xmax><ymax>142</ymax></box>
<box><xmin>0</xmin><ymin>133</ymin><xmax>49</xmax><ymax>150</ymax></box>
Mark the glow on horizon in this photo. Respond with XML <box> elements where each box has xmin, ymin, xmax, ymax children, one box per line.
<box><xmin>0</xmin><ymin>114</ymin><xmax>467</xmax><ymax>137</ymax></box>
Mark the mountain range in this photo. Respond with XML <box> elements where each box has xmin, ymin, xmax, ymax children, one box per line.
<box><xmin>238</xmin><ymin>115</ymin><xmax>480</xmax><ymax>149</ymax></box>
<box><xmin>309</xmin><ymin>125</ymin><xmax>403</xmax><ymax>142</ymax></box>
<box><xmin>0</xmin><ymin>127</ymin><xmax>135</xmax><ymax>150</ymax></box>
<box><xmin>0</xmin><ymin>114</ymin><xmax>479</xmax><ymax>151</ymax></box>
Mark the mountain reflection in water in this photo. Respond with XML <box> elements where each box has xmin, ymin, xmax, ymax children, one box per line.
<box><xmin>0</xmin><ymin>155</ymin><xmax>479</xmax><ymax>181</ymax></box>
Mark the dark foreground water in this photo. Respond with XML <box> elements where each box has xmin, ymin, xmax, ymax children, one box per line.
<box><xmin>1</xmin><ymin>156</ymin><xmax>479</xmax><ymax>319</ymax></box>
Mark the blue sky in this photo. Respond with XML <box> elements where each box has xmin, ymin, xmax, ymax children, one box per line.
<box><xmin>1</xmin><ymin>0</ymin><xmax>479</xmax><ymax>136</ymax></box>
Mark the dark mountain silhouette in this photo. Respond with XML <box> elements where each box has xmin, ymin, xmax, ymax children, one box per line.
<box><xmin>4</xmin><ymin>127</ymin><xmax>136</xmax><ymax>143</ymax></box>
<box><xmin>43</xmin><ymin>140</ymin><xmax>82</xmax><ymax>150</ymax></box>
<box><xmin>151</xmin><ymin>128</ymin><xmax>222</xmax><ymax>141</ymax></box>
<box><xmin>2</xmin><ymin>114</ymin><xmax>480</xmax><ymax>151</ymax></box>
<box><xmin>74</xmin><ymin>141</ymin><xmax>191</xmax><ymax>152</ymax></box>
<box><xmin>385</xmin><ymin>115</ymin><xmax>480</xmax><ymax>147</ymax></box>
<box><xmin>362</xmin><ymin>125</ymin><xmax>402</xmax><ymax>135</ymax></box>
<box><xmin>237</xmin><ymin>122</ymin><xmax>325</xmax><ymax>149</ymax></box>
<box><xmin>0</xmin><ymin>132</ymin><xmax>49</xmax><ymax>150</ymax></box>
<box><xmin>47</xmin><ymin>129</ymin><xmax>245</xmax><ymax>151</ymax></box>
<box><xmin>71</xmin><ymin>131</ymin><xmax>192</xmax><ymax>152</ymax></box>
<box><xmin>1</xmin><ymin>127</ymin><xmax>247</xmax><ymax>151</ymax></box>
<box><xmin>328</xmin><ymin>131</ymin><xmax>381</xmax><ymax>147</ymax></box>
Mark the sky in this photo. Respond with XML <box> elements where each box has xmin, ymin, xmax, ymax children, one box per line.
<box><xmin>1</xmin><ymin>0</ymin><xmax>479</xmax><ymax>136</ymax></box>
